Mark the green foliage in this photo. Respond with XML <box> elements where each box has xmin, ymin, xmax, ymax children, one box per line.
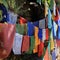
<box><xmin>6</xmin><ymin>0</ymin><xmax>26</xmax><ymax>14</ymax></box>
<box><xmin>0</xmin><ymin>0</ymin><xmax>8</xmax><ymax>9</ymax></box>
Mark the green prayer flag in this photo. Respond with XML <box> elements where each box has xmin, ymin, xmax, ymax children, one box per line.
<box><xmin>27</xmin><ymin>36</ymin><xmax>35</xmax><ymax>54</ymax></box>
<box><xmin>16</xmin><ymin>24</ymin><xmax>27</xmax><ymax>35</ymax></box>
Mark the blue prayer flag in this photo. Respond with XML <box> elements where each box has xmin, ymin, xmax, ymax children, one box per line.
<box><xmin>38</xmin><ymin>28</ymin><xmax>42</xmax><ymax>40</ymax></box>
<box><xmin>33</xmin><ymin>21</ymin><xmax>39</xmax><ymax>27</ymax></box>
<box><xmin>27</xmin><ymin>22</ymin><xmax>34</xmax><ymax>36</ymax></box>
<box><xmin>48</xmin><ymin>9</ymin><xmax>52</xmax><ymax>29</ymax></box>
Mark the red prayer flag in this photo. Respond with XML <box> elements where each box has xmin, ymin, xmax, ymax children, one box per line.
<box><xmin>38</xmin><ymin>42</ymin><xmax>44</xmax><ymax>57</ymax></box>
<box><xmin>19</xmin><ymin>17</ymin><xmax>27</xmax><ymax>24</ymax></box>
<box><xmin>56</xmin><ymin>40</ymin><xmax>60</xmax><ymax>47</ymax></box>
<box><xmin>0</xmin><ymin>23</ymin><xmax>15</xmax><ymax>59</ymax></box>
<box><xmin>44</xmin><ymin>48</ymin><xmax>49</xmax><ymax>60</ymax></box>
<box><xmin>21</xmin><ymin>35</ymin><xmax>30</xmax><ymax>53</ymax></box>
